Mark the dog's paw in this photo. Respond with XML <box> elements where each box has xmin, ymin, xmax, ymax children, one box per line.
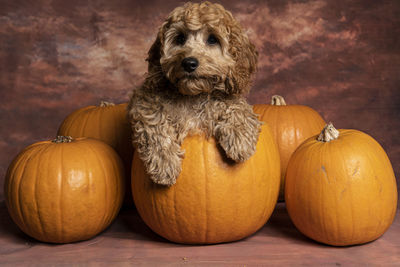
<box><xmin>217</xmin><ymin>126</ymin><xmax>259</xmax><ymax>162</ymax></box>
<box><xmin>149</xmin><ymin>159</ymin><xmax>182</xmax><ymax>186</ymax></box>
<box><xmin>146</xmin><ymin>146</ymin><xmax>184</xmax><ymax>186</ymax></box>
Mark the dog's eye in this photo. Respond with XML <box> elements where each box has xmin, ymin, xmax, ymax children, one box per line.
<box><xmin>176</xmin><ymin>33</ymin><xmax>186</xmax><ymax>45</ymax></box>
<box><xmin>207</xmin><ymin>34</ymin><xmax>219</xmax><ymax>45</ymax></box>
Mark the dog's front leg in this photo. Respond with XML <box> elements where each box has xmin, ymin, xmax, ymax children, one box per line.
<box><xmin>130</xmin><ymin>106</ymin><xmax>184</xmax><ymax>186</ymax></box>
<box><xmin>213</xmin><ymin>100</ymin><xmax>262</xmax><ymax>162</ymax></box>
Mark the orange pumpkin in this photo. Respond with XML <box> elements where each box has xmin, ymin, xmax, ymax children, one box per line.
<box><xmin>253</xmin><ymin>95</ymin><xmax>325</xmax><ymax>199</ymax></box>
<box><xmin>58</xmin><ymin>101</ymin><xmax>133</xmax><ymax>205</ymax></box>
<box><xmin>4</xmin><ymin>136</ymin><xmax>125</xmax><ymax>243</ymax></box>
<box><xmin>285</xmin><ymin>123</ymin><xmax>398</xmax><ymax>246</ymax></box>
<box><xmin>132</xmin><ymin>125</ymin><xmax>281</xmax><ymax>244</ymax></box>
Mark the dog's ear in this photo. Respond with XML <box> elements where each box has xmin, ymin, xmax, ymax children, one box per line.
<box><xmin>147</xmin><ymin>20</ymin><xmax>170</xmax><ymax>75</ymax></box>
<box><xmin>146</xmin><ymin>33</ymin><xmax>162</xmax><ymax>74</ymax></box>
<box><xmin>226</xmin><ymin>27</ymin><xmax>258</xmax><ymax>95</ymax></box>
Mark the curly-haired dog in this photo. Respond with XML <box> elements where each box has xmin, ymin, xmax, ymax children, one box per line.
<box><xmin>128</xmin><ymin>1</ymin><xmax>261</xmax><ymax>185</ymax></box>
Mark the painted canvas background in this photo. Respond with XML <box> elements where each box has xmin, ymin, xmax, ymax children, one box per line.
<box><xmin>1</xmin><ymin>0</ymin><xmax>399</xmax><ymax>200</ymax></box>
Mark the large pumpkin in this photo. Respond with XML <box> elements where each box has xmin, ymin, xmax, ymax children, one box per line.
<box><xmin>285</xmin><ymin>123</ymin><xmax>398</xmax><ymax>246</ymax></box>
<box><xmin>58</xmin><ymin>101</ymin><xmax>133</xmax><ymax>205</ymax></box>
<box><xmin>4</xmin><ymin>136</ymin><xmax>125</xmax><ymax>243</ymax></box>
<box><xmin>132</xmin><ymin>125</ymin><xmax>281</xmax><ymax>244</ymax></box>
<box><xmin>253</xmin><ymin>95</ymin><xmax>325</xmax><ymax>200</ymax></box>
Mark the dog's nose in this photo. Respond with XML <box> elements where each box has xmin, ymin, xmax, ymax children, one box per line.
<box><xmin>182</xmin><ymin>57</ymin><xmax>199</xmax><ymax>73</ymax></box>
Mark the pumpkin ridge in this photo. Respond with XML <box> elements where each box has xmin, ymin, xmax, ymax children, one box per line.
<box><xmin>268</xmin><ymin>128</ymin><xmax>280</xmax><ymax>215</ymax></box>
<box><xmin>300</xmin><ymin>106</ymin><xmax>314</xmax><ymax>139</ymax></box>
<box><xmin>98</xmin><ymin>140</ymin><xmax>124</xmax><ymax>233</ymax></box>
<box><xmin>249</xmin><ymin>137</ymin><xmax>257</xmax><ymax>226</ymax></box>
<box><xmin>325</xmin><ymin>143</ymin><xmax>337</xmax><ymax>243</ymax></box>
<box><xmin>112</xmin><ymin>105</ymin><xmax>122</xmax><ymax>151</ymax></box>
<box><xmin>58</xmin><ymin>141</ymin><xmax>67</xmax><ymax>242</ymax></box>
<box><xmin>64</xmin><ymin>108</ymin><xmax>85</xmax><ymax>137</ymax></box>
<box><xmin>60</xmin><ymin>113</ymin><xmax>73</xmax><ymax>137</ymax></box>
<box><xmin>63</xmin><ymin>110</ymin><xmax>78</xmax><ymax>137</ymax></box>
<box><xmin>152</xmin><ymin>183</ymin><xmax>163</xmax><ymax>238</ymax></box>
<box><xmin>80</xmin><ymin>108</ymin><xmax>93</xmax><ymax>137</ymax></box>
<box><xmin>330</xmin><ymin>143</ymin><xmax>343</xmax><ymax>243</ymax></box>
<box><xmin>316</xmin><ymin>144</ymin><xmax>326</xmax><ymax>242</ymax></box>
<box><xmin>34</xmin><ymin>143</ymin><xmax>54</xmax><ymax>239</ymax></box>
<box><xmin>102</xmin><ymin>107</ymin><xmax>113</xmax><ymax>148</ymax></box>
<box><xmin>172</xmin><ymin>180</ymin><xmax>180</xmax><ymax>241</ymax></box>
<box><xmin>84</xmin><ymin>141</ymin><xmax>110</xmax><ymax>233</ymax></box>
<box><xmin>31</xmin><ymin>143</ymin><xmax>54</xmax><ymax>239</ymax></box>
<box><xmin>9</xmin><ymin>147</ymin><xmax>31</xmax><ymax>235</ymax></box>
<box><xmin>98</xmin><ymin>107</ymin><xmax>105</xmax><ymax>141</ymax></box>
<box><xmin>201</xmin><ymin>137</ymin><xmax>208</xmax><ymax>243</ymax></box>
<box><xmin>341</xmin><ymin>134</ymin><xmax>359</xmax><ymax>244</ymax></box>
<box><xmin>105</xmin><ymin>145</ymin><xmax>116</xmax><ymax>226</ymax></box>
<box><xmin>258</xmin><ymin>131</ymin><xmax>270</xmax><ymax>223</ymax></box>
<box><xmin>143</xmin><ymin>161</ymin><xmax>161</xmax><ymax>238</ymax></box>
<box><xmin>295</xmin><ymin>142</ymin><xmax>314</xmax><ymax>240</ymax></box>
<box><xmin>286</xmin><ymin>106</ymin><xmax>298</xmax><ymax>192</ymax></box>
<box><xmin>110</xmin><ymin>142</ymin><xmax>124</xmax><ymax>222</ymax></box>
<box><xmin>113</xmin><ymin>146</ymin><xmax>124</xmax><ymax>223</ymax></box>
<box><xmin>271</xmin><ymin>108</ymin><xmax>280</xmax><ymax>175</ymax></box>
<box><xmin>5</xmin><ymin>149</ymin><xmax>25</xmax><ymax>230</ymax></box>
<box><xmin>16</xmin><ymin>145</ymin><xmax>41</xmax><ymax>237</ymax></box>
<box><xmin>261</xmin><ymin>130</ymin><xmax>271</xmax><ymax>220</ymax></box>
<box><xmin>325</xmin><ymin>141</ymin><xmax>339</xmax><ymax>243</ymax></box>
<box><xmin>292</xmin><ymin>106</ymin><xmax>301</xmax><ymax>148</ymax></box>
<box><xmin>100</xmin><ymin>142</ymin><xmax>120</xmax><ymax>227</ymax></box>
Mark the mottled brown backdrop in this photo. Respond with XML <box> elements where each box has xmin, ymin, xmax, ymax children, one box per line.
<box><xmin>1</xmin><ymin>0</ymin><xmax>399</xmax><ymax>200</ymax></box>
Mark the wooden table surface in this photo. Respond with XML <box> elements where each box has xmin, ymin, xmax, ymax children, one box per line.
<box><xmin>1</xmin><ymin>202</ymin><xmax>399</xmax><ymax>266</ymax></box>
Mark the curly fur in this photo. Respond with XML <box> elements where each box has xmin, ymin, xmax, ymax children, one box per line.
<box><xmin>128</xmin><ymin>1</ymin><xmax>261</xmax><ymax>185</ymax></box>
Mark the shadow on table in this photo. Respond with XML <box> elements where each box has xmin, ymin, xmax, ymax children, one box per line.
<box><xmin>0</xmin><ymin>200</ymin><xmax>168</xmax><ymax>246</ymax></box>
<box><xmin>256</xmin><ymin>203</ymin><xmax>319</xmax><ymax>246</ymax></box>
<box><xmin>115</xmin><ymin>207</ymin><xmax>171</xmax><ymax>244</ymax></box>
<box><xmin>0</xmin><ymin>201</ymin><xmax>38</xmax><ymax>250</ymax></box>
<box><xmin>0</xmin><ymin>201</ymin><xmax>321</xmax><ymax>247</ymax></box>
<box><xmin>117</xmin><ymin>203</ymin><xmax>320</xmax><ymax>247</ymax></box>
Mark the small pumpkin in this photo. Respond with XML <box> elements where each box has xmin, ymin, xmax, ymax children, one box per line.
<box><xmin>285</xmin><ymin>123</ymin><xmax>398</xmax><ymax>246</ymax></box>
<box><xmin>4</xmin><ymin>136</ymin><xmax>125</xmax><ymax>243</ymax></box>
<box><xmin>253</xmin><ymin>95</ymin><xmax>325</xmax><ymax>200</ymax></box>
<box><xmin>58</xmin><ymin>101</ymin><xmax>133</xmax><ymax>205</ymax></box>
<box><xmin>131</xmin><ymin>125</ymin><xmax>281</xmax><ymax>244</ymax></box>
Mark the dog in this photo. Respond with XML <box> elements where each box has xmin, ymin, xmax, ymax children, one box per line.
<box><xmin>128</xmin><ymin>1</ymin><xmax>261</xmax><ymax>186</ymax></box>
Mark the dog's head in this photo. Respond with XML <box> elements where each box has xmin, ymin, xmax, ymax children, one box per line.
<box><xmin>147</xmin><ymin>1</ymin><xmax>258</xmax><ymax>96</ymax></box>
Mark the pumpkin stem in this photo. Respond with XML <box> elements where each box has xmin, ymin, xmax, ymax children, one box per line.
<box><xmin>52</xmin><ymin>136</ymin><xmax>73</xmax><ymax>143</ymax></box>
<box><xmin>317</xmin><ymin>122</ymin><xmax>339</xmax><ymax>142</ymax></box>
<box><xmin>100</xmin><ymin>101</ymin><xmax>115</xmax><ymax>107</ymax></box>
<box><xmin>271</xmin><ymin>95</ymin><xmax>287</xmax><ymax>105</ymax></box>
